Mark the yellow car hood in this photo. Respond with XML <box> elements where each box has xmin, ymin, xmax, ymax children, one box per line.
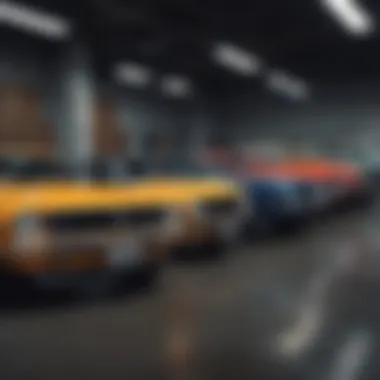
<box><xmin>134</xmin><ymin>176</ymin><xmax>240</xmax><ymax>197</ymax></box>
<box><xmin>0</xmin><ymin>176</ymin><xmax>240</xmax><ymax>218</ymax></box>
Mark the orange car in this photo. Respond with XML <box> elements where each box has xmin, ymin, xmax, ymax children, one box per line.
<box><xmin>243</xmin><ymin>159</ymin><xmax>357</xmax><ymax>211</ymax></box>
<box><xmin>268</xmin><ymin>159</ymin><xmax>368</xmax><ymax>209</ymax></box>
<box><xmin>278</xmin><ymin>160</ymin><xmax>342</xmax><ymax>209</ymax></box>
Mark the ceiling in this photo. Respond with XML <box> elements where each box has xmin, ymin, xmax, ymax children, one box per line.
<box><xmin>5</xmin><ymin>0</ymin><xmax>380</xmax><ymax>93</ymax></box>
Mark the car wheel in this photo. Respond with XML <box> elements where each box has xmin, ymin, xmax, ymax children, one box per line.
<box><xmin>275</xmin><ymin>216</ymin><xmax>305</xmax><ymax>236</ymax></box>
<box><xmin>0</xmin><ymin>274</ymin><xmax>38</xmax><ymax>306</ymax></box>
<box><xmin>129</xmin><ymin>261</ymin><xmax>161</xmax><ymax>290</ymax></box>
<box><xmin>201</xmin><ymin>240</ymin><xmax>226</xmax><ymax>259</ymax></box>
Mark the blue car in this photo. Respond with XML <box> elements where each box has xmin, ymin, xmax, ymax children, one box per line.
<box><xmin>243</xmin><ymin>175</ymin><xmax>316</xmax><ymax>232</ymax></box>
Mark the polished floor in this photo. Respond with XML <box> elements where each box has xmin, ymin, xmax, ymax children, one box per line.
<box><xmin>0</xmin><ymin>204</ymin><xmax>380</xmax><ymax>380</ymax></box>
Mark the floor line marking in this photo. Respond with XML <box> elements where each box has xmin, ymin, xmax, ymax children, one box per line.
<box><xmin>273</xmin><ymin>268</ymin><xmax>334</xmax><ymax>359</ymax></box>
<box><xmin>328</xmin><ymin>329</ymin><xmax>372</xmax><ymax>380</ymax></box>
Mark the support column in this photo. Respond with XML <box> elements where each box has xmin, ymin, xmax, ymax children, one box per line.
<box><xmin>59</xmin><ymin>42</ymin><xmax>95</xmax><ymax>176</ymax></box>
<box><xmin>115</xmin><ymin>93</ymin><xmax>149</xmax><ymax>174</ymax></box>
<box><xmin>188</xmin><ymin>99</ymin><xmax>212</xmax><ymax>161</ymax></box>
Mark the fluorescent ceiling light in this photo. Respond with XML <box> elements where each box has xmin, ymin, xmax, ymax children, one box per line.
<box><xmin>114</xmin><ymin>62</ymin><xmax>153</xmax><ymax>88</ymax></box>
<box><xmin>266</xmin><ymin>70</ymin><xmax>310</xmax><ymax>101</ymax></box>
<box><xmin>161</xmin><ymin>74</ymin><xmax>193</xmax><ymax>98</ymax></box>
<box><xmin>0</xmin><ymin>1</ymin><xmax>72</xmax><ymax>40</ymax></box>
<box><xmin>211</xmin><ymin>42</ymin><xmax>262</xmax><ymax>76</ymax></box>
<box><xmin>320</xmin><ymin>0</ymin><xmax>375</xmax><ymax>37</ymax></box>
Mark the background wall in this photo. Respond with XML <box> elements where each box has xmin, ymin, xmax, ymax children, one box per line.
<box><xmin>3</xmin><ymin>31</ymin><xmax>380</xmax><ymax>168</ymax></box>
<box><xmin>219</xmin><ymin>83</ymin><xmax>380</xmax><ymax>165</ymax></box>
<box><xmin>0</xmin><ymin>33</ymin><xmax>214</xmax><ymax>162</ymax></box>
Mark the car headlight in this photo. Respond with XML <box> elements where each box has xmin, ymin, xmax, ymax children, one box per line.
<box><xmin>161</xmin><ymin>208</ymin><xmax>184</xmax><ymax>237</ymax></box>
<box><xmin>13</xmin><ymin>214</ymin><xmax>49</xmax><ymax>253</ymax></box>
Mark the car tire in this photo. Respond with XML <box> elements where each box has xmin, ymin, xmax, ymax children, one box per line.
<box><xmin>129</xmin><ymin>261</ymin><xmax>161</xmax><ymax>290</ymax></box>
<box><xmin>0</xmin><ymin>274</ymin><xmax>38</xmax><ymax>307</ymax></box>
<box><xmin>274</xmin><ymin>216</ymin><xmax>306</xmax><ymax>236</ymax></box>
<box><xmin>202</xmin><ymin>240</ymin><xmax>226</xmax><ymax>259</ymax></box>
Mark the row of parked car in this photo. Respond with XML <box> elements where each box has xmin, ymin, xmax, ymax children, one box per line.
<box><xmin>0</xmin><ymin>156</ymin><xmax>371</xmax><ymax>297</ymax></box>
<box><xmin>240</xmin><ymin>158</ymin><xmax>371</xmax><ymax>232</ymax></box>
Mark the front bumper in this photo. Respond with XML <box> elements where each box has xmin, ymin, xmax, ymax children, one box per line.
<box><xmin>0</xmin><ymin>236</ymin><xmax>167</xmax><ymax>289</ymax></box>
<box><xmin>0</xmin><ymin>260</ymin><xmax>160</xmax><ymax>295</ymax></box>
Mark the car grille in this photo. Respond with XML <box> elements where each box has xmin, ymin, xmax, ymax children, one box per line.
<box><xmin>201</xmin><ymin>198</ymin><xmax>239</xmax><ymax>216</ymax></box>
<box><xmin>44</xmin><ymin>208</ymin><xmax>166</xmax><ymax>234</ymax></box>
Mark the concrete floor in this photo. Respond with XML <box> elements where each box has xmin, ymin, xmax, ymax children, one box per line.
<box><xmin>0</xmin><ymin>205</ymin><xmax>379</xmax><ymax>380</ymax></box>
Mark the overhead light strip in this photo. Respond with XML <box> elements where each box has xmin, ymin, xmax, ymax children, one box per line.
<box><xmin>210</xmin><ymin>41</ymin><xmax>309</xmax><ymax>101</ymax></box>
<box><xmin>114</xmin><ymin>62</ymin><xmax>153</xmax><ymax>89</ymax></box>
<box><xmin>320</xmin><ymin>0</ymin><xmax>375</xmax><ymax>37</ymax></box>
<box><xmin>0</xmin><ymin>1</ymin><xmax>72</xmax><ymax>41</ymax></box>
<box><xmin>114</xmin><ymin>63</ymin><xmax>194</xmax><ymax>98</ymax></box>
<box><xmin>211</xmin><ymin>42</ymin><xmax>262</xmax><ymax>76</ymax></box>
<box><xmin>266</xmin><ymin>69</ymin><xmax>310</xmax><ymax>101</ymax></box>
<box><xmin>161</xmin><ymin>74</ymin><xmax>194</xmax><ymax>98</ymax></box>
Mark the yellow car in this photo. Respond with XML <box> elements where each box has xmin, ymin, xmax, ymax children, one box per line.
<box><xmin>0</xmin><ymin>160</ymin><xmax>171</xmax><ymax>294</ymax></box>
<box><xmin>0</xmin><ymin>159</ymin><xmax>244</xmax><ymax>294</ymax></box>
